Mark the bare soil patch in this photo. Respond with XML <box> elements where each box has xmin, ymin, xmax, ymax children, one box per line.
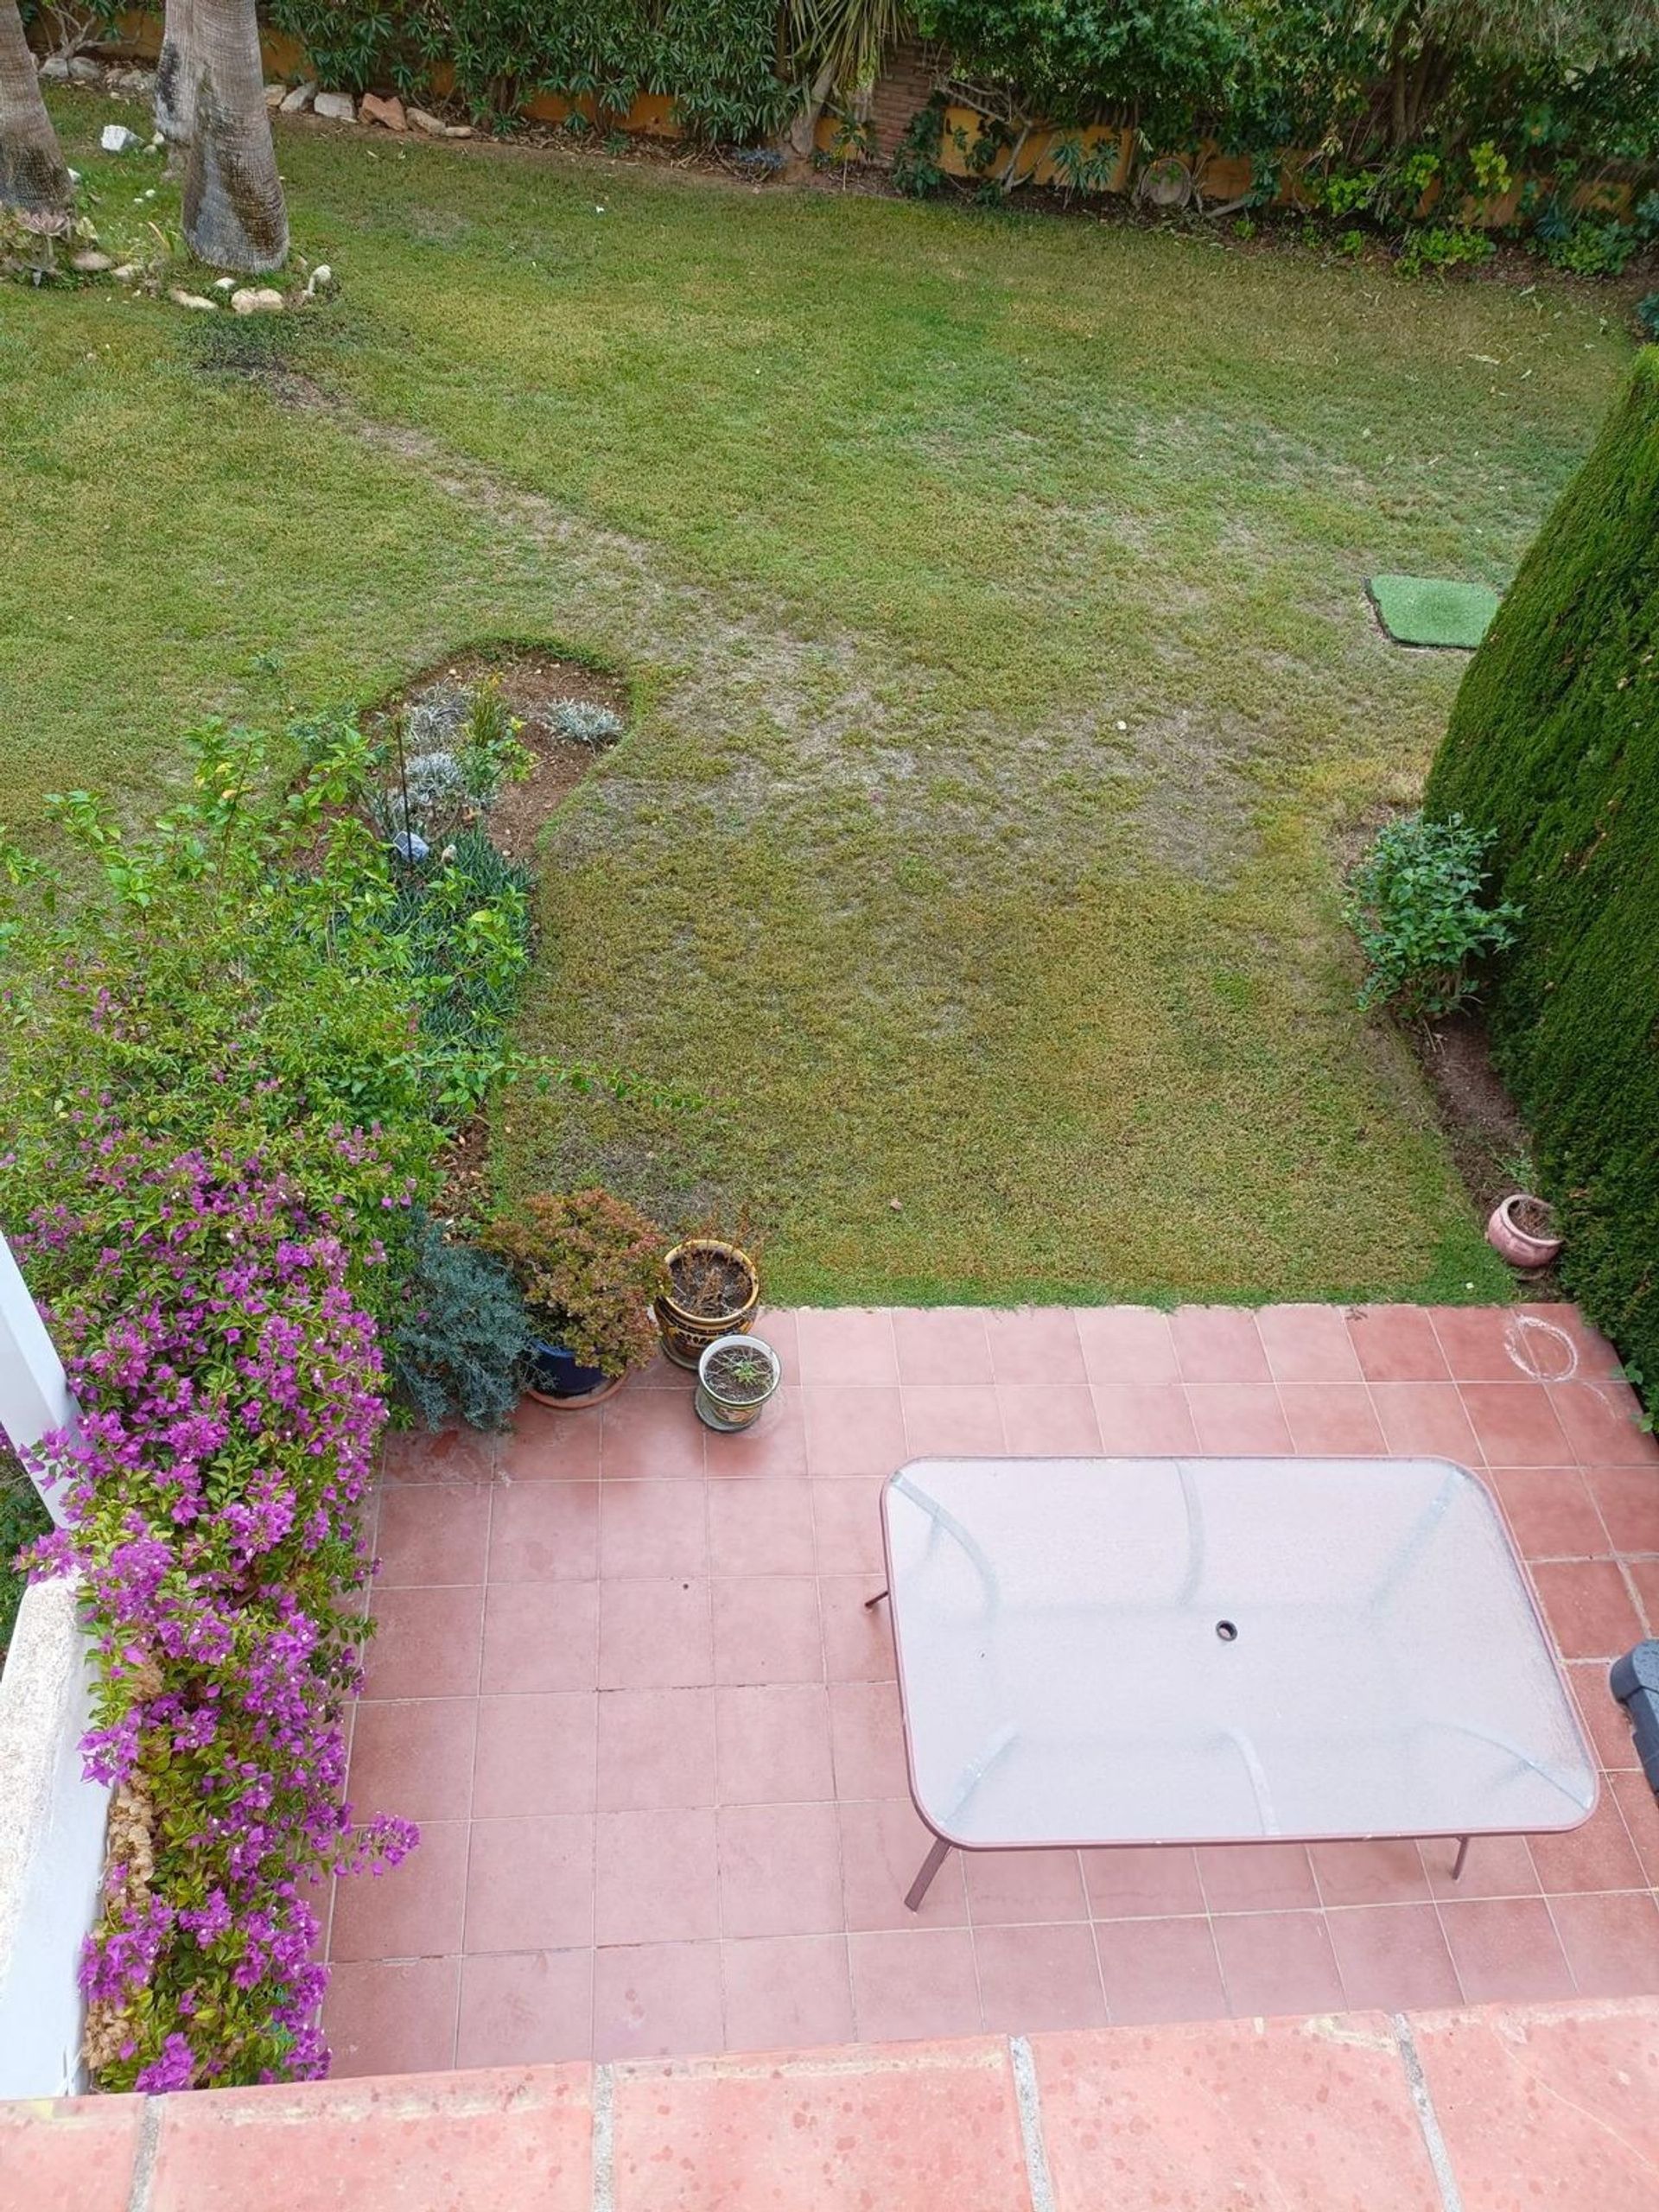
<box><xmin>1408</xmin><ymin>1007</ymin><xmax>1561</xmax><ymax>1293</ymax></box>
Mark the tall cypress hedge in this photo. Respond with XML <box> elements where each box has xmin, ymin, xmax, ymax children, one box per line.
<box><xmin>1426</xmin><ymin>350</ymin><xmax>1659</xmax><ymax>1402</ymax></box>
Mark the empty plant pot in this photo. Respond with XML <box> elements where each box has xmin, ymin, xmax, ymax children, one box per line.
<box><xmin>695</xmin><ymin>1333</ymin><xmax>781</xmax><ymax>1433</ymax></box>
<box><xmin>1486</xmin><ymin>1192</ymin><xmax>1563</xmax><ymax>1269</ymax></box>
<box><xmin>656</xmin><ymin>1239</ymin><xmax>760</xmax><ymax>1369</ymax></box>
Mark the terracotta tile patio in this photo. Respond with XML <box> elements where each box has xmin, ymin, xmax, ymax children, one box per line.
<box><xmin>321</xmin><ymin>1301</ymin><xmax>1659</xmax><ymax>2076</ymax></box>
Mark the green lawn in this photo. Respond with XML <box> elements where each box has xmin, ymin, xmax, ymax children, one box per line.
<box><xmin>0</xmin><ymin>92</ymin><xmax>1634</xmax><ymax>1304</ymax></box>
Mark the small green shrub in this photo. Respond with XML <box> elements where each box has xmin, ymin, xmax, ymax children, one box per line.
<box><xmin>483</xmin><ymin>1189</ymin><xmax>667</xmax><ymax>1376</ymax></box>
<box><xmin>550</xmin><ymin>700</ymin><xmax>625</xmax><ymax>747</ymax></box>
<box><xmin>1396</xmin><ymin>224</ymin><xmax>1495</xmax><ymax>276</ymax></box>
<box><xmin>1344</xmin><ymin>810</ymin><xmax>1521</xmax><ymax>1020</ymax></box>
<box><xmin>1637</xmin><ymin>294</ymin><xmax>1659</xmax><ymax>339</ymax></box>
<box><xmin>891</xmin><ymin>98</ymin><xmax>948</xmax><ymax>200</ymax></box>
<box><xmin>1542</xmin><ymin>217</ymin><xmax>1638</xmax><ymax>276</ymax></box>
<box><xmin>391</xmin><ymin>1214</ymin><xmax>529</xmax><ymax>1429</ymax></box>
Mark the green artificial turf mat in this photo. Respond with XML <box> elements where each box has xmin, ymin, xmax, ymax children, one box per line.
<box><xmin>1368</xmin><ymin>574</ymin><xmax>1501</xmax><ymax>648</ymax></box>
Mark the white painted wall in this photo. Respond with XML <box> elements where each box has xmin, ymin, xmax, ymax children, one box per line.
<box><xmin>0</xmin><ymin>1574</ymin><xmax>109</xmax><ymax>2097</ymax></box>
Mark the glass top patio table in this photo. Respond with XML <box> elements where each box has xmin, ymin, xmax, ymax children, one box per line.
<box><xmin>878</xmin><ymin>1457</ymin><xmax>1598</xmax><ymax>1855</ymax></box>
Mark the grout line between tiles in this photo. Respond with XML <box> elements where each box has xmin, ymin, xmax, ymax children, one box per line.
<box><xmin>1007</xmin><ymin>2035</ymin><xmax>1057</xmax><ymax>2212</ymax></box>
<box><xmin>590</xmin><ymin>2060</ymin><xmax>615</xmax><ymax>2212</ymax></box>
<box><xmin>1389</xmin><ymin>2012</ymin><xmax>1465</xmax><ymax>2212</ymax></box>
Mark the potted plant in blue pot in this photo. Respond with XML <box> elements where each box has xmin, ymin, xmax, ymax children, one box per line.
<box><xmin>482</xmin><ymin>1189</ymin><xmax>667</xmax><ymax>1408</ymax></box>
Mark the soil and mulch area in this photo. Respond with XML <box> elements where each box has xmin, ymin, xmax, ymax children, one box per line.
<box><xmin>1407</xmin><ymin>1006</ymin><xmax>1563</xmax><ymax>1294</ymax></box>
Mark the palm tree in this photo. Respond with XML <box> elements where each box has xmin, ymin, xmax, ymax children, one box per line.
<box><xmin>164</xmin><ymin>0</ymin><xmax>287</xmax><ymax>271</ymax></box>
<box><xmin>0</xmin><ymin>0</ymin><xmax>73</xmax><ymax>226</ymax></box>
<box><xmin>779</xmin><ymin>0</ymin><xmax>909</xmax><ymax>172</ymax></box>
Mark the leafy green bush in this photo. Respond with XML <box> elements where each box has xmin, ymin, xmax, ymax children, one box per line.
<box><xmin>1426</xmin><ymin>353</ymin><xmax>1659</xmax><ymax>1421</ymax></box>
<box><xmin>0</xmin><ymin>1455</ymin><xmax>50</xmax><ymax>1662</ymax></box>
<box><xmin>382</xmin><ymin>829</ymin><xmax>533</xmax><ymax>1118</ymax></box>
<box><xmin>1541</xmin><ymin>216</ymin><xmax>1638</xmax><ymax>276</ymax></box>
<box><xmin>891</xmin><ymin>96</ymin><xmax>948</xmax><ymax>199</ymax></box>
<box><xmin>1344</xmin><ymin>810</ymin><xmax>1520</xmax><ymax>1020</ymax></box>
<box><xmin>1395</xmin><ymin>224</ymin><xmax>1495</xmax><ymax>276</ymax></box>
<box><xmin>1637</xmin><ymin>294</ymin><xmax>1659</xmax><ymax>339</ymax></box>
<box><xmin>390</xmin><ymin>1213</ymin><xmax>530</xmax><ymax>1429</ymax></box>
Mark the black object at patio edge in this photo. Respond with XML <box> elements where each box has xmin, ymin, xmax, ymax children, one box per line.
<box><xmin>1610</xmin><ymin>1641</ymin><xmax>1659</xmax><ymax>1794</ymax></box>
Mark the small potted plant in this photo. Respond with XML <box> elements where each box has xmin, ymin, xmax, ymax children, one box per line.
<box><xmin>655</xmin><ymin>1232</ymin><xmax>760</xmax><ymax>1370</ymax></box>
<box><xmin>1486</xmin><ymin>1192</ymin><xmax>1563</xmax><ymax>1269</ymax></box>
<box><xmin>482</xmin><ymin>1189</ymin><xmax>666</xmax><ymax>1408</ymax></box>
<box><xmin>696</xmin><ymin>1333</ymin><xmax>781</xmax><ymax>1433</ymax></box>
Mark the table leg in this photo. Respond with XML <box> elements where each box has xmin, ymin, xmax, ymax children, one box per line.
<box><xmin>1451</xmin><ymin>1835</ymin><xmax>1470</xmax><ymax>1881</ymax></box>
<box><xmin>863</xmin><ymin>1587</ymin><xmax>889</xmax><ymax>1611</ymax></box>
<box><xmin>905</xmin><ymin>1834</ymin><xmax>952</xmax><ymax>1913</ymax></box>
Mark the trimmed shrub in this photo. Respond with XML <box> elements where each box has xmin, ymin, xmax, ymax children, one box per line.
<box><xmin>391</xmin><ymin>1213</ymin><xmax>530</xmax><ymax>1429</ymax></box>
<box><xmin>1425</xmin><ymin>353</ymin><xmax>1659</xmax><ymax>1412</ymax></box>
<box><xmin>1344</xmin><ymin>810</ymin><xmax>1519</xmax><ymax>1020</ymax></box>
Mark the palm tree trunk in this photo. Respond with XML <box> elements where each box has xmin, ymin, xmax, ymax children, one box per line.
<box><xmin>779</xmin><ymin>58</ymin><xmax>836</xmax><ymax>176</ymax></box>
<box><xmin>180</xmin><ymin>0</ymin><xmax>287</xmax><ymax>273</ymax></box>
<box><xmin>0</xmin><ymin>0</ymin><xmax>73</xmax><ymax>226</ymax></box>
<box><xmin>156</xmin><ymin>0</ymin><xmax>202</xmax><ymax>170</ymax></box>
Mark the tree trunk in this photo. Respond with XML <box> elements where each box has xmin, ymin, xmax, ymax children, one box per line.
<box><xmin>0</xmin><ymin>0</ymin><xmax>73</xmax><ymax>226</ymax></box>
<box><xmin>156</xmin><ymin>0</ymin><xmax>202</xmax><ymax>171</ymax></box>
<box><xmin>180</xmin><ymin>0</ymin><xmax>287</xmax><ymax>272</ymax></box>
<box><xmin>779</xmin><ymin>58</ymin><xmax>836</xmax><ymax>177</ymax></box>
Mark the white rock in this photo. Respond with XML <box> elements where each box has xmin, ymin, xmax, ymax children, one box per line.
<box><xmin>408</xmin><ymin>107</ymin><xmax>447</xmax><ymax>137</ymax></box>
<box><xmin>264</xmin><ymin>82</ymin><xmax>288</xmax><ymax>111</ymax></box>
<box><xmin>100</xmin><ymin>124</ymin><xmax>141</xmax><ymax>155</ymax></box>
<box><xmin>231</xmin><ymin>287</ymin><xmax>284</xmax><ymax>315</ymax></box>
<box><xmin>313</xmin><ymin>92</ymin><xmax>356</xmax><ymax>124</ymax></box>
<box><xmin>69</xmin><ymin>249</ymin><xmax>113</xmax><ymax>272</ymax></box>
<box><xmin>67</xmin><ymin>56</ymin><xmax>102</xmax><ymax>86</ymax></box>
<box><xmin>67</xmin><ymin>168</ymin><xmax>81</xmax><ymax>185</ymax></box>
<box><xmin>279</xmin><ymin>81</ymin><xmax>317</xmax><ymax>114</ymax></box>
<box><xmin>444</xmin><ymin>124</ymin><xmax>473</xmax><ymax>138</ymax></box>
<box><xmin>213</xmin><ymin>275</ymin><xmax>235</xmax><ymax>289</ymax></box>
<box><xmin>168</xmin><ymin>289</ymin><xmax>217</xmax><ymax>311</ymax></box>
<box><xmin>111</xmin><ymin>264</ymin><xmax>141</xmax><ymax>281</ymax></box>
<box><xmin>39</xmin><ymin>54</ymin><xmax>71</xmax><ymax>81</ymax></box>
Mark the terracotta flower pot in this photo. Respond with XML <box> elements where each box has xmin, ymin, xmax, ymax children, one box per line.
<box><xmin>654</xmin><ymin>1240</ymin><xmax>760</xmax><ymax>1370</ymax></box>
<box><xmin>1486</xmin><ymin>1193</ymin><xmax>1562</xmax><ymax>1269</ymax></box>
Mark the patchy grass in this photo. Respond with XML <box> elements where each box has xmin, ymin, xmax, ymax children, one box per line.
<box><xmin>0</xmin><ymin>92</ymin><xmax>1635</xmax><ymax>1302</ymax></box>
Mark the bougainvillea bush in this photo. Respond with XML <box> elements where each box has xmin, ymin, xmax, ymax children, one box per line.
<box><xmin>19</xmin><ymin>1130</ymin><xmax>416</xmax><ymax>2090</ymax></box>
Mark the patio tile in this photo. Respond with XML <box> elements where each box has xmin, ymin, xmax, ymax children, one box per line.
<box><xmin>1073</xmin><ymin>1305</ymin><xmax>1179</xmax><ymax>1384</ymax></box>
<box><xmin>1548</xmin><ymin>1378</ymin><xmax>1659</xmax><ymax>1465</ymax></box>
<box><xmin>705</xmin><ymin>1480</ymin><xmax>815</xmax><ymax>1576</ymax></box>
<box><xmin>1575</xmin><ymin>1666</ymin><xmax>1639</xmax><ymax>1770</ymax></box>
<box><xmin>595</xmin><ymin>1808</ymin><xmax>720</xmax><ymax>1945</ymax></box>
<box><xmin>480</xmin><ymin>1580</ymin><xmax>599</xmax><ymax>1694</ymax></box>
<box><xmin>1517</xmin><ymin>1301</ymin><xmax>1627</xmax><ymax>1377</ymax></box>
<box><xmin>598</xmin><ymin>1578</ymin><xmax>713</xmax><ymax>1689</ymax></box>
<box><xmin>975</xmin><ymin>1920</ymin><xmax>1106</xmax><ymax>2031</ymax></box>
<box><xmin>819</xmin><ymin>1575</ymin><xmax>897</xmax><ymax>1681</ymax></box>
<box><xmin>1583</xmin><ymin>1461</ymin><xmax>1659</xmax><ymax>1554</ymax></box>
<box><xmin>982</xmin><ymin>1306</ymin><xmax>1086</xmax><ymax>1385</ymax></box>
<box><xmin>1090</xmin><ymin>1383</ymin><xmax>1198</xmax><ymax>1454</ymax></box>
<box><xmin>321</xmin><ymin>1955</ymin><xmax>460</xmax><ymax>2076</ymax></box>
<box><xmin>499</xmin><ymin>1402</ymin><xmax>603</xmax><ymax>1482</ymax></box>
<box><xmin>702</xmin><ymin>1394</ymin><xmax>809</xmax><ymax>1481</ymax></box>
<box><xmin>1370</xmin><ymin>1382</ymin><xmax>1482</xmax><ymax>1461</ymax></box>
<box><xmin>1528</xmin><ymin>1789</ymin><xmax>1644</xmax><ymax>1893</ymax></box>
<box><xmin>1625</xmin><ymin>1555</ymin><xmax>1659</xmax><ymax>1630</ymax></box>
<box><xmin>848</xmin><ymin>1928</ymin><xmax>982</xmax><ymax>2041</ymax></box>
<box><xmin>1484</xmin><ymin>1465</ymin><xmax>1609</xmax><ymax>1559</ymax></box>
<box><xmin>711</xmin><ymin>1576</ymin><xmax>823</xmax><ymax>1685</ymax></box>
<box><xmin>1185</xmin><ymin>1382</ymin><xmax>1293</xmax><ymax>1455</ymax></box>
<box><xmin>330</xmin><ymin>1818</ymin><xmax>469</xmax><ymax>1961</ymax></box>
<box><xmin>715</xmin><ymin>1684</ymin><xmax>835</xmax><ymax>1804</ymax></box>
<box><xmin>720</xmin><ymin>1934</ymin><xmax>855</xmax><ymax>2051</ymax></box>
<box><xmin>1325</xmin><ymin>1903</ymin><xmax>1460</xmax><ymax>2010</ymax></box>
<box><xmin>1033</xmin><ymin>2018</ymin><xmax>1440</xmax><ymax>2212</ymax></box>
<box><xmin>810</xmin><ymin>1478</ymin><xmax>887</xmax><ymax>1573</ymax></box>
<box><xmin>796</xmin><ymin>1307</ymin><xmax>899</xmax><ymax>1386</ymax></box>
<box><xmin>892</xmin><ymin>1306</ymin><xmax>993</xmax><ymax>1384</ymax></box>
<box><xmin>1529</xmin><ymin>1559</ymin><xmax>1644</xmax><ymax>1660</ymax></box>
<box><xmin>753</xmin><ymin>1306</ymin><xmax>799</xmax><ymax>1382</ymax></box>
<box><xmin>383</xmin><ymin>1422</ymin><xmax>498</xmax><ymax>1486</ymax></box>
<box><xmin>465</xmin><ymin>1815</ymin><xmax>596</xmax><ymax>1952</ymax></box>
<box><xmin>1421</xmin><ymin>1829</ymin><xmax>1541</xmax><ymax>1899</ymax></box>
<box><xmin>800</xmin><ymin>1386</ymin><xmax>907</xmax><ymax>1478</ymax></box>
<box><xmin>1094</xmin><ymin>1915</ymin><xmax>1228</xmax><ymax>2024</ymax></box>
<box><xmin>1256</xmin><ymin>1302</ymin><xmax>1363</xmax><ymax>1384</ymax></box>
<box><xmin>1438</xmin><ymin>1896</ymin><xmax>1573</xmax><ymax>2001</ymax></box>
<box><xmin>472</xmin><ymin>1691</ymin><xmax>599</xmax><ymax>1818</ymax></box>
<box><xmin>963</xmin><ymin>1847</ymin><xmax>1087</xmax><ymax>1926</ymax></box>
<box><xmin>1081</xmin><ymin>1844</ymin><xmax>1205</xmax><ymax>1919</ymax></box>
<box><xmin>1278</xmin><ymin>1382</ymin><xmax>1386</xmax><ymax>1456</ymax></box>
<box><xmin>1426</xmin><ymin>1304</ymin><xmax>1539</xmax><ymax>1382</ymax></box>
<box><xmin>1550</xmin><ymin>1891</ymin><xmax>1659</xmax><ymax>1998</ymax></box>
<box><xmin>827</xmin><ymin>1680</ymin><xmax>910</xmax><ymax>1799</ymax></box>
<box><xmin>455</xmin><ymin>1948</ymin><xmax>594</xmax><ymax>2067</ymax></box>
<box><xmin>346</xmin><ymin>1697</ymin><xmax>477</xmax><ymax>1822</ymax></box>
<box><xmin>592</xmin><ymin>1941</ymin><xmax>724</xmax><ymax>2062</ymax></box>
<box><xmin>718</xmin><ymin>1801</ymin><xmax>844</xmax><ymax>1938</ymax></box>
<box><xmin>838</xmin><ymin>1797</ymin><xmax>969</xmax><ymax>1930</ymax></box>
<box><xmin>1171</xmin><ymin>1305</ymin><xmax>1269</xmax><ymax>1382</ymax></box>
<box><xmin>995</xmin><ymin>1383</ymin><xmax>1103</xmax><ymax>1455</ymax></box>
<box><xmin>361</xmin><ymin>1584</ymin><xmax>484</xmax><ymax>1700</ymax></box>
<box><xmin>1348</xmin><ymin>1304</ymin><xmax>1450</xmax><ymax>1382</ymax></box>
<box><xmin>1211</xmin><ymin>1909</ymin><xmax>1344</xmax><ymax>2018</ymax></box>
<box><xmin>374</xmin><ymin>1483</ymin><xmax>492</xmax><ymax>1586</ymax></box>
<box><xmin>1306</xmin><ymin>1837</ymin><xmax>1429</xmax><ymax>1907</ymax></box>
<box><xmin>1459</xmin><ymin>1382</ymin><xmax>1571</xmax><ymax>1467</ymax></box>
<box><xmin>596</xmin><ymin>1687</ymin><xmax>717</xmax><ymax>1810</ymax></box>
<box><xmin>487</xmin><ymin>1483</ymin><xmax>601</xmax><ymax>1583</ymax></box>
<box><xmin>0</xmin><ymin>2094</ymin><xmax>140</xmax><ymax>2212</ymax></box>
<box><xmin>901</xmin><ymin>1382</ymin><xmax>1006</xmax><ymax>1457</ymax></box>
<box><xmin>1196</xmin><ymin>1841</ymin><xmax>1319</xmax><ymax>1913</ymax></box>
<box><xmin>599</xmin><ymin>1482</ymin><xmax>709</xmax><ymax>1579</ymax></box>
<box><xmin>601</xmin><ymin>1390</ymin><xmax>707</xmax><ymax>1480</ymax></box>
<box><xmin>1607</xmin><ymin>1772</ymin><xmax>1659</xmax><ymax>1878</ymax></box>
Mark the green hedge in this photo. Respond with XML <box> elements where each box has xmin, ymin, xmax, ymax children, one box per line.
<box><xmin>1426</xmin><ymin>351</ymin><xmax>1659</xmax><ymax>1406</ymax></box>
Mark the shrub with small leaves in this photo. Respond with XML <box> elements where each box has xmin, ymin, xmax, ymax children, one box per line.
<box><xmin>390</xmin><ymin>1213</ymin><xmax>530</xmax><ymax>1430</ymax></box>
<box><xmin>482</xmin><ymin>1189</ymin><xmax>666</xmax><ymax>1377</ymax></box>
<box><xmin>1344</xmin><ymin>810</ymin><xmax>1520</xmax><ymax>1020</ymax></box>
<box><xmin>550</xmin><ymin>700</ymin><xmax>625</xmax><ymax>747</ymax></box>
<box><xmin>1636</xmin><ymin>294</ymin><xmax>1659</xmax><ymax>340</ymax></box>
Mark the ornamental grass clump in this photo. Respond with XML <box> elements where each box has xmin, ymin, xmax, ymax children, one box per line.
<box><xmin>19</xmin><ymin>1127</ymin><xmax>416</xmax><ymax>2093</ymax></box>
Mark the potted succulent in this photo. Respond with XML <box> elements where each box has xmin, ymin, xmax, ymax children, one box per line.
<box><xmin>1486</xmin><ymin>1192</ymin><xmax>1563</xmax><ymax>1269</ymax></box>
<box><xmin>655</xmin><ymin>1236</ymin><xmax>760</xmax><ymax>1370</ymax></box>
<box><xmin>696</xmin><ymin>1333</ymin><xmax>781</xmax><ymax>1433</ymax></box>
<box><xmin>482</xmin><ymin>1189</ymin><xmax>667</xmax><ymax>1408</ymax></box>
